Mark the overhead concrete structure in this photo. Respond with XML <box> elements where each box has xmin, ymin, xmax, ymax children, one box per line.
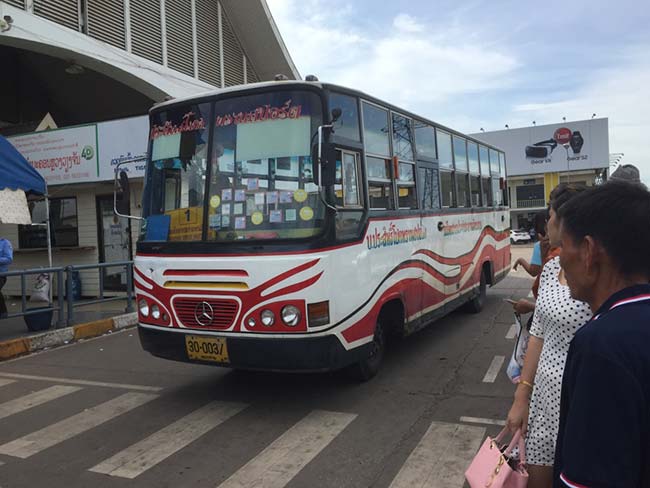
<box><xmin>0</xmin><ymin>0</ymin><xmax>299</xmax><ymax>132</ymax></box>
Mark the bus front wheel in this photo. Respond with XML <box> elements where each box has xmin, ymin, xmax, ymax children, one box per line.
<box><xmin>348</xmin><ymin>317</ymin><xmax>386</xmax><ymax>381</ymax></box>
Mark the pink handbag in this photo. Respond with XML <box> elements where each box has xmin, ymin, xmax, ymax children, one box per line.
<box><xmin>465</xmin><ymin>428</ymin><xmax>528</xmax><ymax>488</ymax></box>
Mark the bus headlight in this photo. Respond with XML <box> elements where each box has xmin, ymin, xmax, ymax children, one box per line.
<box><xmin>151</xmin><ymin>304</ymin><xmax>161</xmax><ymax>320</ymax></box>
<box><xmin>138</xmin><ymin>299</ymin><xmax>149</xmax><ymax>317</ymax></box>
<box><xmin>260</xmin><ymin>310</ymin><xmax>275</xmax><ymax>327</ymax></box>
<box><xmin>281</xmin><ymin>305</ymin><xmax>301</xmax><ymax>327</ymax></box>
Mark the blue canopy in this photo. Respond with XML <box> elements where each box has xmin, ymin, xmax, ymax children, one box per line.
<box><xmin>0</xmin><ymin>135</ymin><xmax>46</xmax><ymax>195</ymax></box>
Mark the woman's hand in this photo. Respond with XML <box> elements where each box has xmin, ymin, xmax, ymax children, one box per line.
<box><xmin>506</xmin><ymin>394</ymin><xmax>530</xmax><ymax>434</ymax></box>
<box><xmin>513</xmin><ymin>299</ymin><xmax>535</xmax><ymax>315</ymax></box>
<box><xmin>513</xmin><ymin>258</ymin><xmax>527</xmax><ymax>271</ymax></box>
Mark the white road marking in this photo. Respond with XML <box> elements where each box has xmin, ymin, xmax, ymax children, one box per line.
<box><xmin>0</xmin><ymin>392</ymin><xmax>157</xmax><ymax>458</ymax></box>
<box><xmin>388</xmin><ymin>421</ymin><xmax>486</xmax><ymax>488</ymax></box>
<box><xmin>0</xmin><ymin>378</ymin><xmax>15</xmax><ymax>388</ymax></box>
<box><xmin>0</xmin><ymin>385</ymin><xmax>82</xmax><ymax>420</ymax></box>
<box><xmin>217</xmin><ymin>410</ymin><xmax>357</xmax><ymax>488</ymax></box>
<box><xmin>505</xmin><ymin>323</ymin><xmax>518</xmax><ymax>339</ymax></box>
<box><xmin>482</xmin><ymin>356</ymin><xmax>505</xmax><ymax>383</ymax></box>
<box><xmin>90</xmin><ymin>400</ymin><xmax>247</xmax><ymax>479</ymax></box>
<box><xmin>0</xmin><ymin>373</ymin><xmax>162</xmax><ymax>392</ymax></box>
<box><xmin>459</xmin><ymin>416</ymin><xmax>506</xmax><ymax>426</ymax></box>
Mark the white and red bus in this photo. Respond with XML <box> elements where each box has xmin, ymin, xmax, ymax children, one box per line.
<box><xmin>123</xmin><ymin>80</ymin><xmax>510</xmax><ymax>380</ymax></box>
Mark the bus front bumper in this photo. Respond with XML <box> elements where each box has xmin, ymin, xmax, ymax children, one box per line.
<box><xmin>137</xmin><ymin>324</ymin><xmax>370</xmax><ymax>372</ymax></box>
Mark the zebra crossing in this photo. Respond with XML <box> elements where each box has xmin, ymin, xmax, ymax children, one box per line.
<box><xmin>0</xmin><ymin>377</ymin><xmax>488</xmax><ymax>487</ymax></box>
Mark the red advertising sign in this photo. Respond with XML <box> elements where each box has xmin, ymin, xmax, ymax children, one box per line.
<box><xmin>553</xmin><ymin>127</ymin><xmax>572</xmax><ymax>145</ymax></box>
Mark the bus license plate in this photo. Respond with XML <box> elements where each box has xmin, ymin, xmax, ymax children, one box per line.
<box><xmin>185</xmin><ymin>335</ymin><xmax>229</xmax><ymax>363</ymax></box>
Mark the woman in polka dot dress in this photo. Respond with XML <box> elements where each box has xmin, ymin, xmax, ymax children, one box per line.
<box><xmin>506</xmin><ymin>184</ymin><xmax>592</xmax><ymax>488</ymax></box>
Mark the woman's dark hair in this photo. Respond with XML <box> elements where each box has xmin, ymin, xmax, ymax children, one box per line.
<box><xmin>549</xmin><ymin>183</ymin><xmax>588</xmax><ymax>213</ymax></box>
<box><xmin>557</xmin><ymin>181</ymin><xmax>650</xmax><ymax>278</ymax></box>
<box><xmin>534</xmin><ymin>210</ymin><xmax>549</xmax><ymax>236</ymax></box>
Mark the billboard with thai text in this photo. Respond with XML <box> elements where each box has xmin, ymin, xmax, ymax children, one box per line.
<box><xmin>9</xmin><ymin>125</ymin><xmax>98</xmax><ymax>184</ymax></box>
<box><xmin>8</xmin><ymin>115</ymin><xmax>150</xmax><ymax>185</ymax></box>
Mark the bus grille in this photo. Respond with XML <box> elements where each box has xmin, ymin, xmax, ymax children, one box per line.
<box><xmin>172</xmin><ymin>298</ymin><xmax>239</xmax><ymax>329</ymax></box>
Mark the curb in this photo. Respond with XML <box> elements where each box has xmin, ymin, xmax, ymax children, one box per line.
<box><xmin>0</xmin><ymin>312</ymin><xmax>138</xmax><ymax>361</ymax></box>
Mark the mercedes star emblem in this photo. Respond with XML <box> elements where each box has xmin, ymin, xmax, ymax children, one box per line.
<box><xmin>194</xmin><ymin>301</ymin><xmax>214</xmax><ymax>326</ymax></box>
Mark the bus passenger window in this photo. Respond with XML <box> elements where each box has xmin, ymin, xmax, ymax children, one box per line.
<box><xmin>437</xmin><ymin>131</ymin><xmax>453</xmax><ymax>169</ymax></box>
<box><xmin>369</xmin><ymin>185</ymin><xmax>393</xmax><ymax>210</ymax></box>
<box><xmin>398</xmin><ymin>186</ymin><xmax>417</xmax><ymax>209</ymax></box>
<box><xmin>414</xmin><ymin>123</ymin><xmax>436</xmax><ymax>160</ymax></box>
<box><xmin>470</xmin><ymin>176</ymin><xmax>481</xmax><ymax>206</ymax></box>
<box><xmin>397</xmin><ymin>161</ymin><xmax>417</xmax><ymax>209</ymax></box>
<box><xmin>366</xmin><ymin>156</ymin><xmax>393</xmax><ymax>210</ymax></box>
<box><xmin>456</xmin><ymin>173</ymin><xmax>470</xmax><ymax>207</ymax></box>
<box><xmin>482</xmin><ymin>177</ymin><xmax>493</xmax><ymax>206</ymax></box>
<box><xmin>418</xmin><ymin>167</ymin><xmax>440</xmax><ymax>210</ymax></box>
<box><xmin>329</xmin><ymin>93</ymin><xmax>360</xmax><ymax>142</ymax></box>
<box><xmin>468</xmin><ymin>142</ymin><xmax>481</xmax><ymax>206</ymax></box>
<box><xmin>362</xmin><ymin>103</ymin><xmax>390</xmax><ymax>157</ymax></box>
<box><xmin>440</xmin><ymin>170</ymin><xmax>456</xmax><ymax>207</ymax></box>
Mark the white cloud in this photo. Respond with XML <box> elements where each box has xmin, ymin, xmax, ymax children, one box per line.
<box><xmin>267</xmin><ymin>0</ymin><xmax>518</xmax><ymax>109</ymax></box>
<box><xmin>393</xmin><ymin>13</ymin><xmax>424</xmax><ymax>33</ymax></box>
<box><xmin>267</xmin><ymin>1</ymin><xmax>650</xmax><ymax>184</ymax></box>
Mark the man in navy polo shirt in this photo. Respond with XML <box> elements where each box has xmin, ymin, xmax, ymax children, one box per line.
<box><xmin>553</xmin><ymin>181</ymin><xmax>650</xmax><ymax>487</ymax></box>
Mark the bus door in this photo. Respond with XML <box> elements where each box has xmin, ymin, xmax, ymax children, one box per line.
<box><xmin>334</xmin><ymin>150</ymin><xmax>365</xmax><ymax>240</ymax></box>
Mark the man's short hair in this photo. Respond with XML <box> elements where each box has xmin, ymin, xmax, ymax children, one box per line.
<box><xmin>558</xmin><ymin>181</ymin><xmax>650</xmax><ymax>278</ymax></box>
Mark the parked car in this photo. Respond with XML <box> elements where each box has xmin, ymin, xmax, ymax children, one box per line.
<box><xmin>510</xmin><ymin>229</ymin><xmax>532</xmax><ymax>244</ymax></box>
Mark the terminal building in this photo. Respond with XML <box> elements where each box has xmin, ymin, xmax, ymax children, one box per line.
<box><xmin>470</xmin><ymin>118</ymin><xmax>610</xmax><ymax>231</ymax></box>
<box><xmin>0</xmin><ymin>0</ymin><xmax>298</xmax><ymax>296</ymax></box>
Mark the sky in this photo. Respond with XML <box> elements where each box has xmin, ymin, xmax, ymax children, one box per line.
<box><xmin>267</xmin><ymin>0</ymin><xmax>650</xmax><ymax>183</ymax></box>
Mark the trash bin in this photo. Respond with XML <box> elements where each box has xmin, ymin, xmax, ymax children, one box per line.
<box><xmin>24</xmin><ymin>307</ymin><xmax>53</xmax><ymax>332</ymax></box>
<box><xmin>65</xmin><ymin>271</ymin><xmax>82</xmax><ymax>300</ymax></box>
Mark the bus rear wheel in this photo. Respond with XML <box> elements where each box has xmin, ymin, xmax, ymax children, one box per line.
<box><xmin>348</xmin><ymin>317</ymin><xmax>386</xmax><ymax>382</ymax></box>
<box><xmin>465</xmin><ymin>269</ymin><xmax>487</xmax><ymax>314</ymax></box>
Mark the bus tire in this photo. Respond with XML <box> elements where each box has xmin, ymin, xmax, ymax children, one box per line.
<box><xmin>348</xmin><ymin>317</ymin><xmax>386</xmax><ymax>382</ymax></box>
<box><xmin>465</xmin><ymin>269</ymin><xmax>487</xmax><ymax>314</ymax></box>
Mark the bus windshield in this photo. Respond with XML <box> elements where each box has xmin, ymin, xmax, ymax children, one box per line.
<box><xmin>142</xmin><ymin>90</ymin><xmax>325</xmax><ymax>242</ymax></box>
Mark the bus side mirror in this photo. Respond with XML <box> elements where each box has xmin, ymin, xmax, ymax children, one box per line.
<box><xmin>311</xmin><ymin>142</ymin><xmax>336</xmax><ymax>187</ymax></box>
<box><xmin>113</xmin><ymin>163</ymin><xmax>143</xmax><ymax>220</ymax></box>
<box><xmin>115</xmin><ymin>170</ymin><xmax>131</xmax><ymax>215</ymax></box>
<box><xmin>320</xmin><ymin>144</ymin><xmax>337</xmax><ymax>187</ymax></box>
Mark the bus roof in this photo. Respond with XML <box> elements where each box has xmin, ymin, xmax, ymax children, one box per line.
<box><xmin>151</xmin><ymin>80</ymin><xmax>504</xmax><ymax>154</ymax></box>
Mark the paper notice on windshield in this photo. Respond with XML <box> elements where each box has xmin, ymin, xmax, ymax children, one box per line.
<box><xmin>267</xmin><ymin>191</ymin><xmax>279</xmax><ymax>204</ymax></box>
<box><xmin>235</xmin><ymin>117</ymin><xmax>310</xmax><ymax>162</ymax></box>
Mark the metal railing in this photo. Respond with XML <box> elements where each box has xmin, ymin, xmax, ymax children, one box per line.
<box><xmin>515</xmin><ymin>198</ymin><xmax>546</xmax><ymax>209</ymax></box>
<box><xmin>0</xmin><ymin>261</ymin><xmax>133</xmax><ymax>328</ymax></box>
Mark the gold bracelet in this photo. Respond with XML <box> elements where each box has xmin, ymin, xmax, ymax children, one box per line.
<box><xmin>519</xmin><ymin>380</ymin><xmax>534</xmax><ymax>389</ymax></box>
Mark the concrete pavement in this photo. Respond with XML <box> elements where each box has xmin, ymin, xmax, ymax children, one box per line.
<box><xmin>0</xmin><ymin>255</ymin><xmax>535</xmax><ymax>487</ymax></box>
